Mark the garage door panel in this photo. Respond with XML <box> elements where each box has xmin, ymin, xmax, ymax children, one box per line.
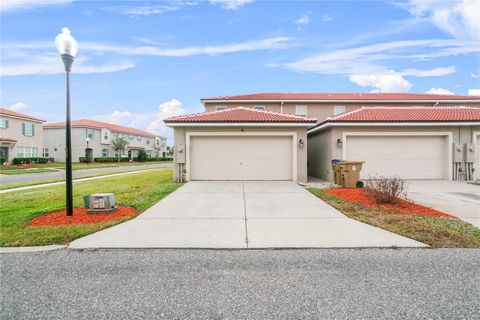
<box><xmin>190</xmin><ymin>136</ymin><xmax>293</xmax><ymax>180</ymax></box>
<box><xmin>346</xmin><ymin>135</ymin><xmax>447</xmax><ymax>180</ymax></box>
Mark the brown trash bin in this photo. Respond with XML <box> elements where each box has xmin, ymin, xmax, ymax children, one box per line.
<box><xmin>340</xmin><ymin>161</ymin><xmax>365</xmax><ymax>188</ymax></box>
<box><xmin>331</xmin><ymin>162</ymin><xmax>342</xmax><ymax>185</ymax></box>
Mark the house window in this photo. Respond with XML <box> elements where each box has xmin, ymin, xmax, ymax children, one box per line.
<box><xmin>103</xmin><ymin>131</ymin><xmax>109</xmax><ymax>140</ymax></box>
<box><xmin>0</xmin><ymin>119</ymin><xmax>8</xmax><ymax>128</ymax></box>
<box><xmin>86</xmin><ymin>128</ymin><xmax>94</xmax><ymax>139</ymax></box>
<box><xmin>129</xmin><ymin>135</ymin><xmax>134</xmax><ymax>139</ymax></box>
<box><xmin>295</xmin><ymin>106</ymin><xmax>308</xmax><ymax>117</ymax></box>
<box><xmin>118</xmin><ymin>133</ymin><xmax>124</xmax><ymax>139</ymax></box>
<box><xmin>102</xmin><ymin>148</ymin><xmax>109</xmax><ymax>157</ymax></box>
<box><xmin>146</xmin><ymin>138</ymin><xmax>150</xmax><ymax>145</ymax></box>
<box><xmin>137</xmin><ymin>136</ymin><xmax>141</xmax><ymax>141</ymax></box>
<box><xmin>17</xmin><ymin>147</ymin><xmax>38</xmax><ymax>158</ymax></box>
<box><xmin>334</xmin><ymin>106</ymin><xmax>346</xmax><ymax>115</ymax></box>
<box><xmin>254</xmin><ymin>106</ymin><xmax>265</xmax><ymax>110</ymax></box>
<box><xmin>42</xmin><ymin>148</ymin><xmax>49</xmax><ymax>157</ymax></box>
<box><xmin>216</xmin><ymin>106</ymin><xmax>227</xmax><ymax>111</ymax></box>
<box><xmin>22</xmin><ymin>123</ymin><xmax>35</xmax><ymax>136</ymax></box>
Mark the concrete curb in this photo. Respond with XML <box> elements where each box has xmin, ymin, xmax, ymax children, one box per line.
<box><xmin>0</xmin><ymin>245</ymin><xmax>67</xmax><ymax>253</ymax></box>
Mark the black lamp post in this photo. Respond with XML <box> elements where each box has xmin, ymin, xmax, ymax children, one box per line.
<box><xmin>55</xmin><ymin>28</ymin><xmax>78</xmax><ymax>217</ymax></box>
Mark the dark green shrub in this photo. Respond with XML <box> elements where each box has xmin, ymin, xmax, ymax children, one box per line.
<box><xmin>79</xmin><ymin>156</ymin><xmax>92</xmax><ymax>163</ymax></box>
<box><xmin>0</xmin><ymin>158</ymin><xmax>6</xmax><ymax>164</ymax></box>
<box><xmin>136</xmin><ymin>150</ymin><xmax>148</xmax><ymax>162</ymax></box>
<box><xmin>12</xmin><ymin>157</ymin><xmax>49</xmax><ymax>165</ymax></box>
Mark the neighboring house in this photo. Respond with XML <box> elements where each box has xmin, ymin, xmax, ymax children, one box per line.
<box><xmin>0</xmin><ymin>108</ymin><xmax>45</xmax><ymax>163</ymax></box>
<box><xmin>307</xmin><ymin>107</ymin><xmax>480</xmax><ymax>182</ymax></box>
<box><xmin>164</xmin><ymin>107</ymin><xmax>317</xmax><ymax>183</ymax></box>
<box><xmin>165</xmin><ymin>92</ymin><xmax>480</xmax><ymax>183</ymax></box>
<box><xmin>201</xmin><ymin>93</ymin><xmax>480</xmax><ymax>121</ymax></box>
<box><xmin>43</xmin><ymin>119</ymin><xmax>167</xmax><ymax>162</ymax></box>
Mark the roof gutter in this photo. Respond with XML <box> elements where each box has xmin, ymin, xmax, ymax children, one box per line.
<box><xmin>308</xmin><ymin>121</ymin><xmax>480</xmax><ymax>134</ymax></box>
<box><xmin>165</xmin><ymin>122</ymin><xmax>316</xmax><ymax>127</ymax></box>
<box><xmin>201</xmin><ymin>99</ymin><xmax>480</xmax><ymax>104</ymax></box>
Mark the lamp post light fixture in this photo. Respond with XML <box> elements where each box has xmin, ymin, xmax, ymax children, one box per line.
<box><xmin>55</xmin><ymin>27</ymin><xmax>78</xmax><ymax>217</ymax></box>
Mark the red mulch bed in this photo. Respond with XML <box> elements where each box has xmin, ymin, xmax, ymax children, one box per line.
<box><xmin>29</xmin><ymin>206</ymin><xmax>138</xmax><ymax>227</ymax></box>
<box><xmin>325</xmin><ymin>188</ymin><xmax>456</xmax><ymax>219</ymax></box>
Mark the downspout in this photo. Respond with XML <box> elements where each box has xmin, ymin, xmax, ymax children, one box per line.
<box><xmin>280</xmin><ymin>101</ymin><xmax>284</xmax><ymax>113</ymax></box>
<box><xmin>433</xmin><ymin>101</ymin><xmax>439</xmax><ymax>107</ymax></box>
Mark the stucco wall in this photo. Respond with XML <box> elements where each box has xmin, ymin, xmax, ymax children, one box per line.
<box><xmin>0</xmin><ymin>115</ymin><xmax>43</xmax><ymax>161</ymax></box>
<box><xmin>204</xmin><ymin>101</ymin><xmax>480</xmax><ymax>121</ymax></box>
<box><xmin>172</xmin><ymin>125</ymin><xmax>308</xmax><ymax>182</ymax></box>
<box><xmin>308</xmin><ymin>125</ymin><xmax>480</xmax><ymax>181</ymax></box>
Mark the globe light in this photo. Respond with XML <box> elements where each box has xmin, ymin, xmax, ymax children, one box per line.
<box><xmin>55</xmin><ymin>27</ymin><xmax>78</xmax><ymax>57</ymax></box>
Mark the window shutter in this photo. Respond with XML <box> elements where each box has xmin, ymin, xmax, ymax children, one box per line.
<box><xmin>22</xmin><ymin>123</ymin><xmax>25</xmax><ymax>135</ymax></box>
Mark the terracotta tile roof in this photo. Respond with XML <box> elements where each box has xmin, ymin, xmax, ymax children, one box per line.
<box><xmin>202</xmin><ymin>92</ymin><xmax>480</xmax><ymax>102</ymax></box>
<box><xmin>0</xmin><ymin>108</ymin><xmax>45</xmax><ymax>122</ymax></box>
<box><xmin>44</xmin><ymin>119</ymin><xmax>159</xmax><ymax>138</ymax></box>
<box><xmin>0</xmin><ymin>137</ymin><xmax>18</xmax><ymax>142</ymax></box>
<box><xmin>322</xmin><ymin>106</ymin><xmax>480</xmax><ymax>123</ymax></box>
<box><xmin>164</xmin><ymin>107</ymin><xmax>317</xmax><ymax>123</ymax></box>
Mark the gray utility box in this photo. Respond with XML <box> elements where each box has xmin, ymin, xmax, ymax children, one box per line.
<box><xmin>464</xmin><ymin>143</ymin><xmax>475</xmax><ymax>162</ymax></box>
<box><xmin>87</xmin><ymin>193</ymin><xmax>117</xmax><ymax>214</ymax></box>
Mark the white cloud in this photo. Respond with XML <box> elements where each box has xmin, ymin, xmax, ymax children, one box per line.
<box><xmin>349</xmin><ymin>71</ymin><xmax>413</xmax><ymax>93</ymax></box>
<box><xmin>322</xmin><ymin>14</ymin><xmax>332</xmax><ymax>22</ymax></box>
<box><xmin>471</xmin><ymin>71</ymin><xmax>479</xmax><ymax>79</ymax></box>
<box><xmin>1</xmin><ymin>36</ymin><xmax>291</xmax><ymax>76</ymax></box>
<box><xmin>94</xmin><ymin>99</ymin><xmax>186</xmax><ymax>138</ymax></box>
<box><xmin>399</xmin><ymin>66</ymin><xmax>456</xmax><ymax>77</ymax></box>
<box><xmin>295</xmin><ymin>14</ymin><xmax>311</xmax><ymax>27</ymax></box>
<box><xmin>425</xmin><ymin>88</ymin><xmax>455</xmax><ymax>95</ymax></box>
<box><xmin>102</xmin><ymin>2</ymin><xmax>196</xmax><ymax>16</ymax></box>
<box><xmin>3</xmin><ymin>102</ymin><xmax>29</xmax><ymax>111</ymax></box>
<box><xmin>209</xmin><ymin>0</ymin><xmax>254</xmax><ymax>10</ymax></box>
<box><xmin>402</xmin><ymin>0</ymin><xmax>480</xmax><ymax>40</ymax></box>
<box><xmin>468</xmin><ymin>89</ymin><xmax>480</xmax><ymax>96</ymax></box>
<box><xmin>0</xmin><ymin>0</ymin><xmax>73</xmax><ymax>12</ymax></box>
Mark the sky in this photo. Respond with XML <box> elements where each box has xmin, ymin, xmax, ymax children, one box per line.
<box><xmin>1</xmin><ymin>0</ymin><xmax>479</xmax><ymax>142</ymax></box>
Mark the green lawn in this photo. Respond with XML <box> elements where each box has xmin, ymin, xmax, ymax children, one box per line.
<box><xmin>0</xmin><ymin>168</ymin><xmax>182</xmax><ymax>247</ymax></box>
<box><xmin>309</xmin><ymin>188</ymin><xmax>480</xmax><ymax>248</ymax></box>
<box><xmin>0</xmin><ymin>161</ymin><xmax>172</xmax><ymax>175</ymax></box>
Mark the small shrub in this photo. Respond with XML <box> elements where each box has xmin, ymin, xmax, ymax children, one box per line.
<box><xmin>12</xmin><ymin>157</ymin><xmax>49</xmax><ymax>165</ymax></box>
<box><xmin>94</xmin><ymin>157</ymin><xmax>115</xmax><ymax>163</ymax></box>
<box><xmin>0</xmin><ymin>157</ymin><xmax>6</xmax><ymax>164</ymax></box>
<box><xmin>365</xmin><ymin>176</ymin><xmax>408</xmax><ymax>204</ymax></box>
<box><xmin>136</xmin><ymin>150</ymin><xmax>148</xmax><ymax>162</ymax></box>
<box><xmin>79</xmin><ymin>156</ymin><xmax>92</xmax><ymax>163</ymax></box>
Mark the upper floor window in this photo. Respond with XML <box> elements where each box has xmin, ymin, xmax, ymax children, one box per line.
<box><xmin>216</xmin><ymin>106</ymin><xmax>227</xmax><ymax>111</ymax></box>
<box><xmin>118</xmin><ymin>133</ymin><xmax>124</xmax><ymax>139</ymax></box>
<box><xmin>137</xmin><ymin>136</ymin><xmax>141</xmax><ymax>141</ymax></box>
<box><xmin>334</xmin><ymin>106</ymin><xmax>346</xmax><ymax>115</ymax></box>
<box><xmin>0</xmin><ymin>119</ymin><xmax>9</xmax><ymax>128</ymax></box>
<box><xmin>22</xmin><ymin>123</ymin><xmax>35</xmax><ymax>136</ymax></box>
<box><xmin>86</xmin><ymin>128</ymin><xmax>94</xmax><ymax>139</ymax></box>
<box><xmin>254</xmin><ymin>106</ymin><xmax>265</xmax><ymax>111</ymax></box>
<box><xmin>146</xmin><ymin>138</ymin><xmax>150</xmax><ymax>144</ymax></box>
<box><xmin>129</xmin><ymin>134</ymin><xmax>134</xmax><ymax>139</ymax></box>
<box><xmin>295</xmin><ymin>106</ymin><xmax>308</xmax><ymax>117</ymax></box>
<box><xmin>103</xmin><ymin>131</ymin><xmax>109</xmax><ymax>140</ymax></box>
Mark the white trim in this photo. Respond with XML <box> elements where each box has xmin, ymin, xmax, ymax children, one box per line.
<box><xmin>473</xmin><ymin>131</ymin><xmax>480</xmax><ymax>181</ymax></box>
<box><xmin>185</xmin><ymin>131</ymin><xmax>298</xmax><ymax>182</ymax></box>
<box><xmin>201</xmin><ymin>99</ymin><xmax>480</xmax><ymax>103</ymax></box>
<box><xmin>342</xmin><ymin>131</ymin><xmax>453</xmax><ymax>181</ymax></box>
<box><xmin>167</xmin><ymin>122</ymin><xmax>315</xmax><ymax>127</ymax></box>
<box><xmin>0</xmin><ymin>114</ymin><xmax>44</xmax><ymax>123</ymax></box>
<box><xmin>308</xmin><ymin>121</ymin><xmax>480</xmax><ymax>134</ymax></box>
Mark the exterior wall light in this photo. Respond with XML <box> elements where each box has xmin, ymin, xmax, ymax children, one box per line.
<box><xmin>337</xmin><ymin>138</ymin><xmax>343</xmax><ymax>147</ymax></box>
<box><xmin>299</xmin><ymin>139</ymin><xmax>304</xmax><ymax>148</ymax></box>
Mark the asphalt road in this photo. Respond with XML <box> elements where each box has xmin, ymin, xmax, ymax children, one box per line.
<box><xmin>0</xmin><ymin>163</ymin><xmax>172</xmax><ymax>184</ymax></box>
<box><xmin>1</xmin><ymin>249</ymin><xmax>479</xmax><ymax>319</ymax></box>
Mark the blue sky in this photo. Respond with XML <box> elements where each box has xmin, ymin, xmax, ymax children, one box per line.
<box><xmin>1</xmin><ymin>0</ymin><xmax>479</xmax><ymax>140</ymax></box>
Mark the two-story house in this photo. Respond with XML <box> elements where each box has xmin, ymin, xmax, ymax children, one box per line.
<box><xmin>43</xmin><ymin>119</ymin><xmax>167</xmax><ymax>162</ymax></box>
<box><xmin>0</xmin><ymin>108</ymin><xmax>45</xmax><ymax>163</ymax></box>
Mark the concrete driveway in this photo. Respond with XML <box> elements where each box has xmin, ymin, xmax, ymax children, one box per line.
<box><xmin>70</xmin><ymin>181</ymin><xmax>425</xmax><ymax>249</ymax></box>
<box><xmin>408</xmin><ymin>180</ymin><xmax>480</xmax><ymax>228</ymax></box>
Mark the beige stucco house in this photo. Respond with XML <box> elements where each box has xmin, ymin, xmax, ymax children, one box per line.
<box><xmin>164</xmin><ymin>107</ymin><xmax>316</xmax><ymax>183</ymax></box>
<box><xmin>165</xmin><ymin>92</ymin><xmax>480</xmax><ymax>183</ymax></box>
<box><xmin>0</xmin><ymin>108</ymin><xmax>45</xmax><ymax>163</ymax></box>
<box><xmin>43</xmin><ymin>119</ymin><xmax>167</xmax><ymax>162</ymax></box>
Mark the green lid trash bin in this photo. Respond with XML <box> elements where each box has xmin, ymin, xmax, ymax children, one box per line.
<box><xmin>83</xmin><ymin>195</ymin><xmax>90</xmax><ymax>208</ymax></box>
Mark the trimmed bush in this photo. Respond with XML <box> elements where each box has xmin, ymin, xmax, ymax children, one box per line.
<box><xmin>0</xmin><ymin>158</ymin><xmax>6</xmax><ymax>164</ymax></box>
<box><xmin>93</xmin><ymin>157</ymin><xmax>129</xmax><ymax>163</ymax></box>
<box><xmin>136</xmin><ymin>149</ymin><xmax>148</xmax><ymax>162</ymax></box>
<box><xmin>79</xmin><ymin>156</ymin><xmax>92</xmax><ymax>163</ymax></box>
<box><xmin>146</xmin><ymin>157</ymin><xmax>173</xmax><ymax>161</ymax></box>
<box><xmin>365</xmin><ymin>176</ymin><xmax>408</xmax><ymax>204</ymax></box>
<box><xmin>12</xmin><ymin>157</ymin><xmax>49</xmax><ymax>165</ymax></box>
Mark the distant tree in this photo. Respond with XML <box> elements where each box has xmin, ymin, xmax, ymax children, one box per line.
<box><xmin>112</xmin><ymin>137</ymin><xmax>128</xmax><ymax>162</ymax></box>
<box><xmin>137</xmin><ymin>149</ymin><xmax>148</xmax><ymax>162</ymax></box>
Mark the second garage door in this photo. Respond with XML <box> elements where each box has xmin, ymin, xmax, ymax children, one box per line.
<box><xmin>346</xmin><ymin>135</ymin><xmax>448</xmax><ymax>179</ymax></box>
<box><xmin>190</xmin><ymin>135</ymin><xmax>293</xmax><ymax>180</ymax></box>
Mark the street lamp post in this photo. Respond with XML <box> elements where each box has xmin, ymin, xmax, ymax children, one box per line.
<box><xmin>85</xmin><ymin>137</ymin><xmax>90</xmax><ymax>165</ymax></box>
<box><xmin>55</xmin><ymin>28</ymin><xmax>78</xmax><ymax>217</ymax></box>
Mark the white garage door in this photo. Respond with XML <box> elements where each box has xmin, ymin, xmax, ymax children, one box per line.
<box><xmin>190</xmin><ymin>135</ymin><xmax>293</xmax><ymax>180</ymax></box>
<box><xmin>346</xmin><ymin>135</ymin><xmax>448</xmax><ymax>179</ymax></box>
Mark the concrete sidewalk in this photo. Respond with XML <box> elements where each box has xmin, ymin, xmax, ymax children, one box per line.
<box><xmin>70</xmin><ymin>181</ymin><xmax>426</xmax><ymax>249</ymax></box>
